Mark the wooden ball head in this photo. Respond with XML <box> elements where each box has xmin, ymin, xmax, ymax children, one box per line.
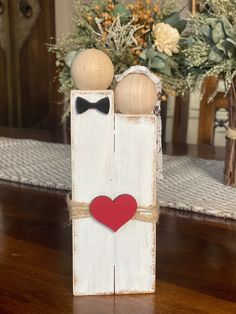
<box><xmin>115</xmin><ymin>74</ymin><xmax>158</xmax><ymax>114</ymax></box>
<box><xmin>71</xmin><ymin>49</ymin><xmax>114</xmax><ymax>90</ymax></box>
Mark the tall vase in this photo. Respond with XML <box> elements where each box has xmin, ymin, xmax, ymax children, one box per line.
<box><xmin>225</xmin><ymin>80</ymin><xmax>236</xmax><ymax>187</ymax></box>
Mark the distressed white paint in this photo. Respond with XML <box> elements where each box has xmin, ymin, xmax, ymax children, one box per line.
<box><xmin>114</xmin><ymin>115</ymin><xmax>157</xmax><ymax>294</ymax></box>
<box><xmin>71</xmin><ymin>91</ymin><xmax>158</xmax><ymax>295</ymax></box>
<box><xmin>71</xmin><ymin>90</ymin><xmax>115</xmax><ymax>295</ymax></box>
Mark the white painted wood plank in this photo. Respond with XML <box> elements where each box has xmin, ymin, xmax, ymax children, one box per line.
<box><xmin>71</xmin><ymin>90</ymin><xmax>115</xmax><ymax>295</ymax></box>
<box><xmin>114</xmin><ymin>114</ymin><xmax>157</xmax><ymax>294</ymax></box>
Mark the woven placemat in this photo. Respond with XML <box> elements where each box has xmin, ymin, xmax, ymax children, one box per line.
<box><xmin>0</xmin><ymin>137</ymin><xmax>235</xmax><ymax>220</ymax></box>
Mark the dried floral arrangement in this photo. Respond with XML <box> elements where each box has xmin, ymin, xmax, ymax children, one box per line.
<box><xmin>179</xmin><ymin>0</ymin><xmax>236</xmax><ymax>94</ymax></box>
<box><xmin>179</xmin><ymin>0</ymin><xmax>236</xmax><ymax>187</ymax></box>
<box><xmin>48</xmin><ymin>0</ymin><xmax>186</xmax><ymax>113</ymax></box>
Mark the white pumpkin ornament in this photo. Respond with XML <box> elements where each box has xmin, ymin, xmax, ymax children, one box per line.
<box><xmin>71</xmin><ymin>48</ymin><xmax>114</xmax><ymax>90</ymax></box>
<box><xmin>114</xmin><ymin>66</ymin><xmax>161</xmax><ymax>114</ymax></box>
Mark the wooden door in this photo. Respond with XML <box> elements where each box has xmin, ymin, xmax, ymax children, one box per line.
<box><xmin>0</xmin><ymin>0</ymin><xmax>58</xmax><ymax>135</ymax></box>
<box><xmin>0</xmin><ymin>0</ymin><xmax>10</xmax><ymax>126</ymax></box>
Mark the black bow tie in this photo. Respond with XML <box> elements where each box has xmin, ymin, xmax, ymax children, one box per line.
<box><xmin>76</xmin><ymin>97</ymin><xmax>110</xmax><ymax>115</ymax></box>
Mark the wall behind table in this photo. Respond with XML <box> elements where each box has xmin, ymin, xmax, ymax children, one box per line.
<box><xmin>55</xmin><ymin>0</ymin><xmax>74</xmax><ymax>38</ymax></box>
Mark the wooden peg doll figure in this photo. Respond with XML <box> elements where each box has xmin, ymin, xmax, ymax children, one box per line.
<box><xmin>70</xmin><ymin>48</ymin><xmax>116</xmax><ymax>296</ymax></box>
<box><xmin>115</xmin><ymin>65</ymin><xmax>163</xmax><ymax>180</ymax></box>
<box><xmin>111</xmin><ymin>66</ymin><xmax>162</xmax><ymax>294</ymax></box>
<box><xmin>71</xmin><ymin>48</ymin><xmax>114</xmax><ymax>91</ymax></box>
<box><xmin>70</xmin><ymin>53</ymin><xmax>162</xmax><ymax>295</ymax></box>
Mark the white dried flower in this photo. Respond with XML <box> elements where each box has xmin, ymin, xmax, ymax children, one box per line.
<box><xmin>153</xmin><ymin>22</ymin><xmax>180</xmax><ymax>56</ymax></box>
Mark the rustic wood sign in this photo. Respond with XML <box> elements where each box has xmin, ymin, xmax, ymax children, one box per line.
<box><xmin>71</xmin><ymin>90</ymin><xmax>159</xmax><ymax>295</ymax></box>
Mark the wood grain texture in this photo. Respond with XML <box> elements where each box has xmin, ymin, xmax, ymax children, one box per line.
<box><xmin>160</xmin><ymin>99</ymin><xmax>167</xmax><ymax>146</ymax></box>
<box><xmin>71</xmin><ymin>92</ymin><xmax>158</xmax><ymax>295</ymax></box>
<box><xmin>0</xmin><ymin>175</ymin><xmax>235</xmax><ymax>313</ymax></box>
<box><xmin>71</xmin><ymin>90</ymin><xmax>115</xmax><ymax>295</ymax></box>
<box><xmin>18</xmin><ymin>0</ymin><xmax>56</xmax><ymax>128</ymax></box>
<box><xmin>225</xmin><ymin>80</ymin><xmax>236</xmax><ymax>186</ymax></box>
<box><xmin>172</xmin><ymin>94</ymin><xmax>189</xmax><ymax>144</ymax></box>
<box><xmin>115</xmin><ymin>74</ymin><xmax>158</xmax><ymax>114</ymax></box>
<box><xmin>0</xmin><ymin>0</ymin><xmax>12</xmax><ymax>126</ymax></box>
<box><xmin>0</xmin><ymin>41</ymin><xmax>8</xmax><ymax>126</ymax></box>
<box><xmin>198</xmin><ymin>76</ymin><xmax>229</xmax><ymax>145</ymax></box>
<box><xmin>0</xmin><ymin>0</ymin><xmax>57</xmax><ymax>129</ymax></box>
<box><xmin>114</xmin><ymin>114</ymin><xmax>157</xmax><ymax>293</ymax></box>
<box><xmin>71</xmin><ymin>49</ymin><xmax>114</xmax><ymax>90</ymax></box>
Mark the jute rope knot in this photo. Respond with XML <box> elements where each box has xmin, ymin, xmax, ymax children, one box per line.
<box><xmin>226</xmin><ymin>127</ymin><xmax>236</xmax><ymax>140</ymax></box>
<box><xmin>67</xmin><ymin>196</ymin><xmax>159</xmax><ymax>223</ymax></box>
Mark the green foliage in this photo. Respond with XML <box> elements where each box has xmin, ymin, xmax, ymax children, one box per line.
<box><xmin>113</xmin><ymin>3</ymin><xmax>131</xmax><ymax>23</ymax></box>
<box><xmin>139</xmin><ymin>12</ymin><xmax>186</xmax><ymax>92</ymax></box>
<box><xmin>48</xmin><ymin>0</ymin><xmax>236</xmax><ymax>107</ymax></box>
<box><xmin>48</xmin><ymin>0</ymin><xmax>185</xmax><ymax>110</ymax></box>
<box><xmin>160</xmin><ymin>0</ymin><xmax>180</xmax><ymax>18</ymax></box>
<box><xmin>141</xmin><ymin>48</ymin><xmax>177</xmax><ymax>76</ymax></box>
<box><xmin>203</xmin><ymin>0</ymin><xmax>236</xmax><ymax>25</ymax></box>
<box><xmin>164</xmin><ymin>12</ymin><xmax>187</xmax><ymax>32</ymax></box>
<box><xmin>177</xmin><ymin>1</ymin><xmax>236</xmax><ymax>93</ymax></box>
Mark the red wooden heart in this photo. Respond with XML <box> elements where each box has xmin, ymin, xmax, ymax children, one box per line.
<box><xmin>90</xmin><ymin>194</ymin><xmax>137</xmax><ymax>232</ymax></box>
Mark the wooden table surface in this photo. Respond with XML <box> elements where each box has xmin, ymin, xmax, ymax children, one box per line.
<box><xmin>0</xmin><ymin>142</ymin><xmax>235</xmax><ymax>313</ymax></box>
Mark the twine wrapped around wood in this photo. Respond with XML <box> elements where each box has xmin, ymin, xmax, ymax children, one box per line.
<box><xmin>226</xmin><ymin>127</ymin><xmax>236</xmax><ymax>140</ymax></box>
<box><xmin>67</xmin><ymin>196</ymin><xmax>159</xmax><ymax>223</ymax></box>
